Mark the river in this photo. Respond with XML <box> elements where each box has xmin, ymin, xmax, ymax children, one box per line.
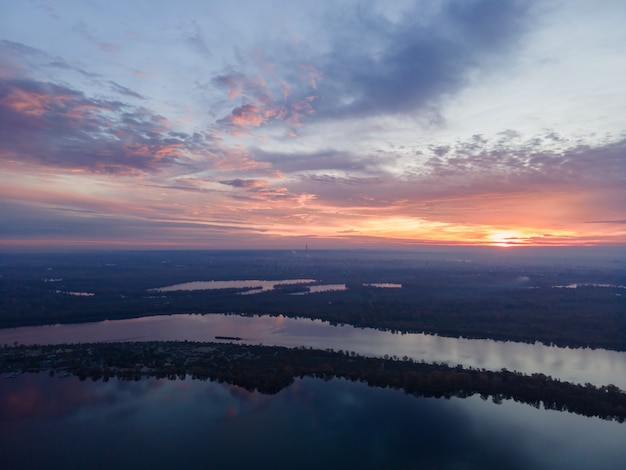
<box><xmin>2</xmin><ymin>313</ymin><xmax>625</xmax><ymax>389</ymax></box>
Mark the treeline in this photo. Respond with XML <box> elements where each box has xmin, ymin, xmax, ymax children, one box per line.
<box><xmin>2</xmin><ymin>341</ymin><xmax>626</xmax><ymax>422</ymax></box>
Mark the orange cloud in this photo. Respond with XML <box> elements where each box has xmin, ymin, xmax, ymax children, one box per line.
<box><xmin>300</xmin><ymin>64</ymin><xmax>323</xmax><ymax>90</ymax></box>
<box><xmin>215</xmin><ymin>74</ymin><xmax>243</xmax><ymax>99</ymax></box>
<box><xmin>226</xmin><ymin>104</ymin><xmax>266</xmax><ymax>127</ymax></box>
<box><xmin>280</xmin><ymin>80</ymin><xmax>291</xmax><ymax>98</ymax></box>
<box><xmin>221</xmin><ymin>103</ymin><xmax>294</xmax><ymax>133</ymax></box>
<box><xmin>1</xmin><ymin>87</ymin><xmax>57</xmax><ymax>116</ymax></box>
<box><xmin>209</xmin><ymin>147</ymin><xmax>272</xmax><ymax>172</ymax></box>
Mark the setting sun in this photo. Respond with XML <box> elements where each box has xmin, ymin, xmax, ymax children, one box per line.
<box><xmin>487</xmin><ymin>230</ymin><xmax>531</xmax><ymax>247</ymax></box>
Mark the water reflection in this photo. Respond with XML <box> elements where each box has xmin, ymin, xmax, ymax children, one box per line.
<box><xmin>362</xmin><ymin>283</ymin><xmax>402</xmax><ymax>288</ymax></box>
<box><xmin>2</xmin><ymin>314</ymin><xmax>626</xmax><ymax>388</ymax></box>
<box><xmin>291</xmin><ymin>284</ymin><xmax>347</xmax><ymax>294</ymax></box>
<box><xmin>1</xmin><ymin>374</ymin><xmax>625</xmax><ymax>469</ymax></box>
<box><xmin>54</xmin><ymin>290</ymin><xmax>95</xmax><ymax>297</ymax></box>
<box><xmin>149</xmin><ymin>279</ymin><xmax>316</xmax><ymax>293</ymax></box>
<box><xmin>553</xmin><ymin>283</ymin><xmax>626</xmax><ymax>289</ymax></box>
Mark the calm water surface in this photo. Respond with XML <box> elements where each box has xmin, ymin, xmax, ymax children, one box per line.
<box><xmin>1</xmin><ymin>374</ymin><xmax>624</xmax><ymax>469</ymax></box>
<box><xmin>150</xmin><ymin>279</ymin><xmax>316</xmax><ymax>293</ymax></box>
<box><xmin>1</xmin><ymin>313</ymin><xmax>625</xmax><ymax>388</ymax></box>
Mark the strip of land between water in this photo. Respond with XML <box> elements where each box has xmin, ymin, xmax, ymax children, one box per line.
<box><xmin>2</xmin><ymin>341</ymin><xmax>625</xmax><ymax>423</ymax></box>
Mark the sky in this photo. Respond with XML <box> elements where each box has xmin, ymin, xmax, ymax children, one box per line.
<box><xmin>1</xmin><ymin>0</ymin><xmax>625</xmax><ymax>249</ymax></box>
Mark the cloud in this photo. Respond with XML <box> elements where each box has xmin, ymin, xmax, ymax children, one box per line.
<box><xmin>183</xmin><ymin>20</ymin><xmax>212</xmax><ymax>58</ymax></box>
<box><xmin>586</xmin><ymin>220</ymin><xmax>626</xmax><ymax>225</ymax></box>
<box><xmin>0</xmin><ymin>77</ymin><xmax>193</xmax><ymax>175</ymax></box>
<box><xmin>0</xmin><ymin>197</ymin><xmax>272</xmax><ymax>247</ymax></box>
<box><xmin>216</xmin><ymin>99</ymin><xmax>318</xmax><ymax>133</ymax></box>
<box><xmin>300</xmin><ymin>64</ymin><xmax>322</xmax><ymax>90</ymax></box>
<box><xmin>1</xmin><ymin>2</ymin><xmax>623</xmax><ymax>247</ymax></box>
<box><xmin>73</xmin><ymin>20</ymin><xmax>120</xmax><ymax>54</ymax></box>
<box><xmin>218</xmin><ymin>178</ymin><xmax>266</xmax><ymax>189</ymax></box>
<box><xmin>253</xmin><ymin>148</ymin><xmax>380</xmax><ymax>174</ymax></box>
<box><xmin>219</xmin><ymin>103</ymin><xmax>277</xmax><ymax>128</ymax></box>
<box><xmin>314</xmin><ymin>0</ymin><xmax>533</xmax><ymax>119</ymax></box>
<box><xmin>210</xmin><ymin>71</ymin><xmax>272</xmax><ymax>106</ymax></box>
<box><xmin>422</xmin><ymin>133</ymin><xmax>626</xmax><ymax>192</ymax></box>
<box><xmin>210</xmin><ymin>51</ymin><xmax>319</xmax><ymax>132</ymax></box>
<box><xmin>243</xmin><ymin>132</ymin><xmax>626</xmax><ymax>235</ymax></box>
<box><xmin>217</xmin><ymin>177</ymin><xmax>314</xmax><ymax>203</ymax></box>
<box><xmin>212</xmin><ymin>73</ymin><xmax>245</xmax><ymax>100</ymax></box>
<box><xmin>108</xmin><ymin>81</ymin><xmax>145</xmax><ymax>99</ymax></box>
<box><xmin>0</xmin><ymin>40</ymin><xmax>101</xmax><ymax>82</ymax></box>
<box><xmin>204</xmin><ymin>145</ymin><xmax>272</xmax><ymax>172</ymax></box>
<box><xmin>0</xmin><ymin>41</ymin><xmax>45</xmax><ymax>79</ymax></box>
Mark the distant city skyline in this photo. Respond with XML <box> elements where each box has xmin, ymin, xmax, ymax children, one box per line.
<box><xmin>1</xmin><ymin>0</ymin><xmax>625</xmax><ymax>248</ymax></box>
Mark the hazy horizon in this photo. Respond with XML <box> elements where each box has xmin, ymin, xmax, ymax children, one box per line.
<box><xmin>2</xmin><ymin>245</ymin><xmax>624</xmax><ymax>271</ymax></box>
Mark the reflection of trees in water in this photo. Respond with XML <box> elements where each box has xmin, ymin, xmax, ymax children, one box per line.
<box><xmin>2</xmin><ymin>341</ymin><xmax>626</xmax><ymax>422</ymax></box>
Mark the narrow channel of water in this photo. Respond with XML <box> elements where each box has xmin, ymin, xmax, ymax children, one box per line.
<box><xmin>2</xmin><ymin>313</ymin><xmax>625</xmax><ymax>389</ymax></box>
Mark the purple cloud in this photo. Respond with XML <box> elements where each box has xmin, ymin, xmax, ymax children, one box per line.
<box><xmin>314</xmin><ymin>0</ymin><xmax>533</xmax><ymax>119</ymax></box>
<box><xmin>0</xmin><ymin>77</ymin><xmax>194</xmax><ymax>175</ymax></box>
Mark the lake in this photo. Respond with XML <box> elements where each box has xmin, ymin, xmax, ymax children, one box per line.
<box><xmin>149</xmin><ymin>279</ymin><xmax>354</xmax><ymax>295</ymax></box>
<box><xmin>1</xmin><ymin>373</ymin><xmax>625</xmax><ymax>469</ymax></box>
<box><xmin>149</xmin><ymin>279</ymin><xmax>317</xmax><ymax>293</ymax></box>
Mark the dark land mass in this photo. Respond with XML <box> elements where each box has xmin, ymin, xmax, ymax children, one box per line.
<box><xmin>2</xmin><ymin>341</ymin><xmax>625</xmax><ymax>423</ymax></box>
<box><xmin>0</xmin><ymin>248</ymin><xmax>625</xmax><ymax>350</ymax></box>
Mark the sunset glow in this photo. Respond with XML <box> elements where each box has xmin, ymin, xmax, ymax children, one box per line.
<box><xmin>1</xmin><ymin>1</ymin><xmax>625</xmax><ymax>249</ymax></box>
<box><xmin>487</xmin><ymin>230</ymin><xmax>533</xmax><ymax>247</ymax></box>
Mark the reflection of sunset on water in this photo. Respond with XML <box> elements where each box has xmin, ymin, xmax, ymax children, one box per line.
<box><xmin>2</xmin><ymin>314</ymin><xmax>626</xmax><ymax>389</ymax></box>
